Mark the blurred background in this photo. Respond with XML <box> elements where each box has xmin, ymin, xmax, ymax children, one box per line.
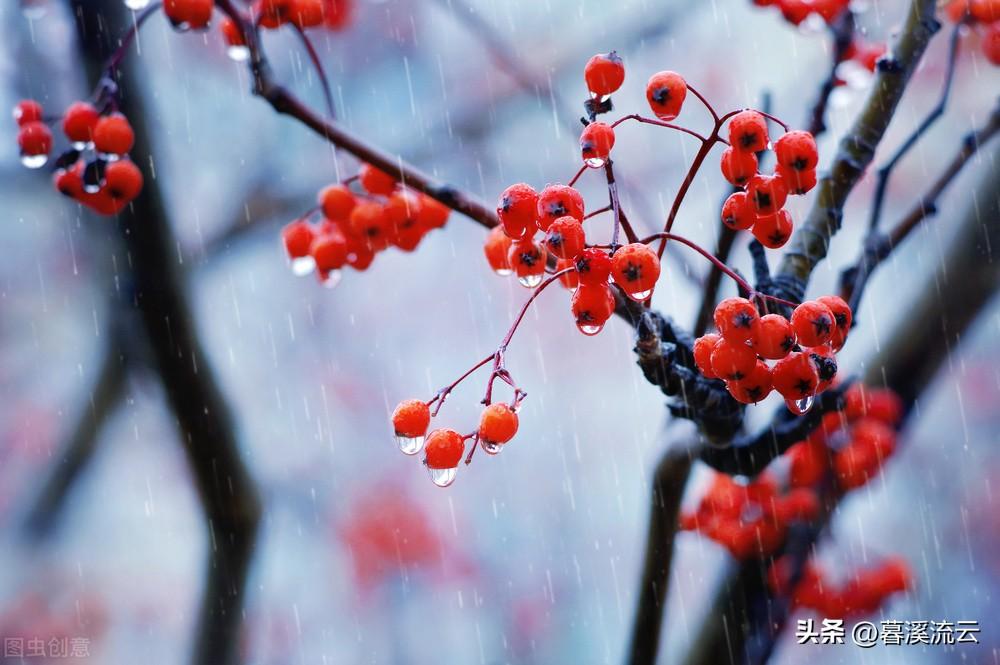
<box><xmin>1</xmin><ymin>0</ymin><xmax>999</xmax><ymax>663</ymax></box>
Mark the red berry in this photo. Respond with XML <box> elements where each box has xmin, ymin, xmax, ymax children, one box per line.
<box><xmin>944</xmin><ymin>0</ymin><xmax>971</xmax><ymax>21</ymax></box>
<box><xmin>772</xmin><ymin>351</ymin><xmax>820</xmax><ymax>400</ymax></box>
<box><xmin>694</xmin><ymin>333</ymin><xmax>721</xmax><ymax>379</ymax></box>
<box><xmin>777</xmin><ymin>165</ymin><xmax>817</xmax><ymax>195</ymax></box>
<box><xmin>752</xmin><ymin>209</ymin><xmax>794</xmax><ymax>249</ymax></box>
<box><xmin>727</xmin><ymin>110</ymin><xmax>769</xmax><ymax>153</ymax></box>
<box><xmin>507</xmin><ymin>238</ymin><xmax>547</xmax><ymax>287</ymax></box>
<box><xmin>346</xmin><ymin>236</ymin><xmax>375</xmax><ymax>271</ymax></box>
<box><xmin>583</xmin><ymin>52</ymin><xmax>625</xmax><ymax>96</ymax></box>
<box><xmin>772</xmin><ymin>488</ymin><xmax>820</xmax><ymax>523</ymax></box>
<box><xmin>416</xmin><ymin>194</ymin><xmax>450</xmax><ymax>230</ymax></box>
<box><xmin>774</xmin><ymin>130</ymin><xmax>818</xmax><ymax>172</ymax></box>
<box><xmin>424</xmin><ymin>428</ymin><xmax>464</xmax><ymax>469</ymax></box>
<box><xmin>544</xmin><ymin>216</ymin><xmax>586</xmax><ymax>260</ymax></box>
<box><xmin>392</xmin><ymin>399</ymin><xmax>431</xmax><ymax>438</ymax></box>
<box><xmin>13</xmin><ymin>99</ymin><xmax>43</xmax><ymax>126</ymax></box>
<box><xmin>358</xmin><ymin>163</ymin><xmax>397</xmax><ymax>195</ymax></box>
<box><xmin>807</xmin><ymin>345</ymin><xmax>838</xmax><ymax>393</ymax></box>
<box><xmin>282</xmin><ymin>219</ymin><xmax>315</xmax><ymax>259</ymax></box>
<box><xmin>164</xmin><ymin>0</ymin><xmax>214</xmax><ymax>29</ymax></box>
<box><xmin>220</xmin><ymin>16</ymin><xmax>245</xmax><ymax>47</ymax></box>
<box><xmin>834</xmin><ymin>439</ymin><xmax>880</xmax><ymax>489</ymax></box>
<box><xmin>844</xmin><ymin>385</ymin><xmax>903</xmax><ymax>425</ymax></box>
<box><xmin>983</xmin><ymin>22</ymin><xmax>1000</xmax><ymax>65</ymax></box>
<box><xmin>479</xmin><ymin>403</ymin><xmax>518</xmax><ymax>445</ymax></box>
<box><xmin>710</xmin><ymin>338</ymin><xmax>757</xmax><ymax>381</ymax></box>
<box><xmin>556</xmin><ymin>258</ymin><xmax>580</xmax><ymax>290</ymax></box>
<box><xmin>62</xmin><ymin>102</ymin><xmax>100</xmax><ymax>144</ymax></box>
<box><xmin>349</xmin><ymin>201</ymin><xmax>391</xmax><ymax>251</ymax></box>
<box><xmin>536</xmin><ymin>184</ymin><xmax>584</xmax><ymax>231</ymax></box>
<box><xmin>720</xmin><ymin>147</ymin><xmax>758</xmax><ymax>186</ymax></box>
<box><xmin>779</xmin><ymin>0</ymin><xmax>813</xmax><ymax>25</ymax></box>
<box><xmin>645</xmin><ymin>70</ymin><xmax>687</xmax><ymax>121</ymax></box>
<box><xmin>103</xmin><ymin>159</ymin><xmax>144</xmax><ymax>201</ymax></box>
<box><xmin>255</xmin><ymin>0</ymin><xmax>291</xmax><ymax>28</ymax></box>
<box><xmin>483</xmin><ymin>225</ymin><xmax>513</xmax><ymax>275</ymax></box>
<box><xmin>311</xmin><ymin>230</ymin><xmax>349</xmax><ymax>271</ymax></box>
<box><xmin>746</xmin><ymin>173</ymin><xmax>788</xmax><ymax>216</ymax></box>
<box><xmin>384</xmin><ymin>190</ymin><xmax>423</xmax><ymax>248</ymax></box>
<box><xmin>611</xmin><ymin>243</ymin><xmax>660</xmax><ymax>300</ymax></box>
<box><xmin>751</xmin><ymin>313</ymin><xmax>795</xmax><ymax>359</ymax></box>
<box><xmin>497</xmin><ymin>183</ymin><xmax>538</xmax><ymax>240</ymax></box>
<box><xmin>971</xmin><ymin>0</ymin><xmax>1000</xmax><ymax>22</ymax></box>
<box><xmin>54</xmin><ymin>162</ymin><xmax>85</xmax><ymax>199</ymax></box>
<box><xmin>788</xmin><ymin>440</ymin><xmax>829</xmax><ymax>488</ymax></box>
<box><xmin>817</xmin><ymin>295</ymin><xmax>851</xmax><ymax>348</ymax></box>
<box><xmin>574</xmin><ymin>247</ymin><xmax>612</xmax><ymax>286</ymax></box>
<box><xmin>721</xmin><ymin>191</ymin><xmax>755</xmax><ymax>231</ymax></box>
<box><xmin>571</xmin><ymin>283</ymin><xmax>615</xmax><ymax>334</ymax></box>
<box><xmin>713</xmin><ymin>297</ymin><xmax>760</xmax><ymax>344</ymax></box>
<box><xmin>580</xmin><ymin>122</ymin><xmax>615</xmax><ymax>166</ymax></box>
<box><xmin>93</xmin><ymin>113</ymin><xmax>135</xmax><ymax>155</ymax></box>
<box><xmin>729</xmin><ymin>360</ymin><xmax>773</xmax><ymax>403</ymax></box>
<box><xmin>323</xmin><ymin>0</ymin><xmax>353</xmax><ymax>29</ymax></box>
<box><xmin>17</xmin><ymin>121</ymin><xmax>52</xmax><ymax>158</ymax></box>
<box><xmin>791</xmin><ymin>300</ymin><xmax>835</xmax><ymax>347</ymax></box>
<box><xmin>289</xmin><ymin>0</ymin><xmax>324</xmax><ymax>27</ymax></box>
<box><xmin>319</xmin><ymin>184</ymin><xmax>356</xmax><ymax>220</ymax></box>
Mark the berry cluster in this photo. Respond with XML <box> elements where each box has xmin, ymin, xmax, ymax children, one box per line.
<box><xmin>163</xmin><ymin>0</ymin><xmax>353</xmax><ymax>36</ymax></box>
<box><xmin>281</xmin><ymin>163</ymin><xmax>450</xmax><ymax>286</ymax></box>
<box><xmin>693</xmin><ymin>295</ymin><xmax>851</xmax><ymax>413</ymax></box>
<box><xmin>750</xmin><ymin>0</ymin><xmax>851</xmax><ymax>26</ymax></box>
<box><xmin>768</xmin><ymin>556</ymin><xmax>912</xmax><ymax>617</ymax></box>
<box><xmin>945</xmin><ymin>0</ymin><xmax>1000</xmax><ymax>65</ymax></box>
<box><xmin>14</xmin><ymin>100</ymin><xmax>143</xmax><ymax>215</ymax></box>
<box><xmin>719</xmin><ymin>115</ymin><xmax>817</xmax><ymax>248</ymax></box>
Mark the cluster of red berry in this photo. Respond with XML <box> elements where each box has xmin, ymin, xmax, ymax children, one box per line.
<box><xmin>14</xmin><ymin>100</ymin><xmax>143</xmax><ymax>215</ymax></box>
<box><xmin>281</xmin><ymin>164</ymin><xmax>450</xmax><ymax>286</ymax></box>
<box><xmin>750</xmin><ymin>0</ymin><xmax>850</xmax><ymax>26</ymax></box>
<box><xmin>720</xmin><ymin>115</ymin><xmax>817</xmax><ymax>248</ymax></box>
<box><xmin>768</xmin><ymin>555</ymin><xmax>913</xmax><ymax>617</ymax></box>
<box><xmin>693</xmin><ymin>295</ymin><xmax>850</xmax><ymax>412</ymax></box>
<box><xmin>163</xmin><ymin>0</ymin><xmax>352</xmax><ymax>35</ymax></box>
<box><xmin>946</xmin><ymin>0</ymin><xmax>1000</xmax><ymax>65</ymax></box>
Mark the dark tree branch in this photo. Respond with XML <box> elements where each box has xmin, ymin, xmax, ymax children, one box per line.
<box><xmin>805</xmin><ymin>10</ymin><xmax>856</xmax><ymax>137</ymax></box>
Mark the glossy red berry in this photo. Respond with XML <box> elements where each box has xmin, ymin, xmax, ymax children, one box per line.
<box><xmin>507</xmin><ymin>238</ymin><xmax>547</xmax><ymax>287</ymax></box>
<box><xmin>391</xmin><ymin>399</ymin><xmax>430</xmax><ymax>438</ymax></box>
<box><xmin>416</xmin><ymin>195</ymin><xmax>450</xmax><ymax>230</ymax></box>
<box><xmin>62</xmin><ymin>102</ymin><xmax>100</xmax><ymax>144</ymax></box>
<box><xmin>497</xmin><ymin>183</ymin><xmax>538</xmax><ymax>239</ymax></box>
<box><xmin>220</xmin><ymin>16</ymin><xmax>245</xmax><ymax>47</ymax></box>
<box><xmin>574</xmin><ymin>247</ymin><xmax>612</xmax><ymax>286</ymax></box>
<box><xmin>17</xmin><ymin>121</ymin><xmax>52</xmax><ymax>158</ymax></box>
<box><xmin>728</xmin><ymin>110</ymin><xmax>769</xmax><ymax>153</ymax></box>
<box><xmin>483</xmin><ymin>226</ymin><xmax>513</xmax><ymax>275</ymax></box>
<box><xmin>289</xmin><ymin>0</ymin><xmax>324</xmax><ymax>27</ymax></box>
<box><xmin>791</xmin><ymin>300</ymin><xmax>835</xmax><ymax>347</ymax></box>
<box><xmin>164</xmin><ymin>0</ymin><xmax>214</xmax><ymax>29</ymax></box>
<box><xmin>358</xmin><ymin>163</ymin><xmax>397</xmax><ymax>195</ymax></box>
<box><xmin>693</xmin><ymin>333</ymin><xmax>721</xmax><ymax>379</ymax></box>
<box><xmin>752</xmin><ymin>209</ymin><xmax>793</xmax><ymax>249</ymax></box>
<box><xmin>729</xmin><ymin>360</ymin><xmax>773</xmax><ymax>404</ymax></box>
<box><xmin>580</xmin><ymin>122</ymin><xmax>615</xmax><ymax>166</ymax></box>
<box><xmin>721</xmin><ymin>191</ymin><xmax>755</xmax><ymax>231</ymax></box>
<box><xmin>583</xmin><ymin>52</ymin><xmax>625</xmax><ymax>96</ymax></box>
<box><xmin>282</xmin><ymin>219</ymin><xmax>315</xmax><ymax>259</ymax></box>
<box><xmin>384</xmin><ymin>191</ymin><xmax>423</xmax><ymax>249</ymax></box>
<box><xmin>611</xmin><ymin>243</ymin><xmax>660</xmax><ymax>300</ymax></box>
<box><xmin>54</xmin><ymin>162</ymin><xmax>85</xmax><ymax>198</ymax></box>
<box><xmin>808</xmin><ymin>345</ymin><xmax>839</xmax><ymax>392</ymax></box>
<box><xmin>544</xmin><ymin>216</ymin><xmax>586</xmax><ymax>260</ymax></box>
<box><xmin>817</xmin><ymin>295</ymin><xmax>851</xmax><ymax>349</ymax></box>
<box><xmin>103</xmin><ymin>159</ymin><xmax>144</xmax><ymax>201</ymax></box>
<box><xmin>479</xmin><ymin>403</ymin><xmax>518</xmax><ymax>445</ymax></box>
<box><xmin>971</xmin><ymin>0</ymin><xmax>1000</xmax><ymax>22</ymax></box>
<box><xmin>311</xmin><ymin>230</ymin><xmax>349</xmax><ymax>271</ymax></box>
<box><xmin>746</xmin><ymin>173</ymin><xmax>788</xmax><ymax>216</ymax></box>
<box><xmin>720</xmin><ymin>147</ymin><xmax>758</xmax><ymax>186</ymax></box>
<box><xmin>645</xmin><ymin>70</ymin><xmax>687</xmax><ymax>121</ymax></box>
<box><xmin>13</xmin><ymin>100</ymin><xmax>43</xmax><ymax>126</ymax></box>
<box><xmin>788</xmin><ymin>440</ymin><xmax>829</xmax><ymax>488</ymax></box>
<box><xmin>710</xmin><ymin>338</ymin><xmax>757</xmax><ymax>381</ymax></box>
<box><xmin>349</xmin><ymin>201</ymin><xmax>391</xmax><ymax>251</ymax></box>
<box><xmin>93</xmin><ymin>113</ymin><xmax>134</xmax><ymax>155</ymax></box>
<box><xmin>983</xmin><ymin>22</ymin><xmax>1000</xmax><ymax>65</ymax></box>
<box><xmin>536</xmin><ymin>184</ymin><xmax>584</xmax><ymax>231</ymax></box>
<box><xmin>844</xmin><ymin>385</ymin><xmax>903</xmax><ymax>425</ymax></box>
<box><xmin>714</xmin><ymin>297</ymin><xmax>760</xmax><ymax>344</ymax></box>
<box><xmin>777</xmin><ymin>165</ymin><xmax>817</xmax><ymax>195</ymax></box>
<box><xmin>571</xmin><ymin>283</ymin><xmax>615</xmax><ymax>334</ymax></box>
<box><xmin>424</xmin><ymin>428</ymin><xmax>464</xmax><ymax>469</ymax></box>
<box><xmin>751</xmin><ymin>313</ymin><xmax>795</xmax><ymax>359</ymax></box>
<box><xmin>772</xmin><ymin>352</ymin><xmax>819</xmax><ymax>400</ymax></box>
<box><xmin>774</xmin><ymin>130</ymin><xmax>818</xmax><ymax>172</ymax></box>
<box><xmin>319</xmin><ymin>184</ymin><xmax>356</xmax><ymax>220</ymax></box>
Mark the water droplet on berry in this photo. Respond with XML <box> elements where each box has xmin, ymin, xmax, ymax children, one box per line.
<box><xmin>20</xmin><ymin>154</ymin><xmax>48</xmax><ymax>169</ymax></box>
<box><xmin>584</xmin><ymin>157</ymin><xmax>606</xmax><ymax>169</ymax></box>
<box><xmin>493</xmin><ymin>268</ymin><xmax>513</xmax><ymax>277</ymax></box>
<box><xmin>22</xmin><ymin>0</ymin><xmax>46</xmax><ymax>19</ymax></box>
<box><xmin>71</xmin><ymin>141</ymin><xmax>89</xmax><ymax>151</ymax></box>
<box><xmin>428</xmin><ymin>466</ymin><xmax>457</xmax><ymax>487</ymax></box>
<box><xmin>517</xmin><ymin>273</ymin><xmax>542</xmax><ymax>288</ymax></box>
<box><xmin>100</xmin><ymin>152</ymin><xmax>122</xmax><ymax>162</ymax></box>
<box><xmin>481</xmin><ymin>440</ymin><xmax>503</xmax><ymax>455</ymax></box>
<box><xmin>396</xmin><ymin>435</ymin><xmax>424</xmax><ymax>456</ymax></box>
<box><xmin>628</xmin><ymin>288</ymin><xmax>653</xmax><ymax>301</ymax></box>
<box><xmin>124</xmin><ymin>0</ymin><xmax>151</xmax><ymax>8</ymax></box>
<box><xmin>577</xmin><ymin>323</ymin><xmax>604</xmax><ymax>336</ymax></box>
<box><xmin>785</xmin><ymin>395</ymin><xmax>815</xmax><ymax>416</ymax></box>
<box><xmin>227</xmin><ymin>45</ymin><xmax>251</xmax><ymax>62</ymax></box>
<box><xmin>290</xmin><ymin>256</ymin><xmax>316</xmax><ymax>276</ymax></box>
<box><xmin>848</xmin><ymin>0</ymin><xmax>870</xmax><ymax>12</ymax></box>
<box><xmin>320</xmin><ymin>269</ymin><xmax>342</xmax><ymax>289</ymax></box>
<box><xmin>798</xmin><ymin>13</ymin><xmax>827</xmax><ymax>35</ymax></box>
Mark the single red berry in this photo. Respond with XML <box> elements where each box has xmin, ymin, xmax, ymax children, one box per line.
<box><xmin>721</xmin><ymin>191</ymin><xmax>755</xmax><ymax>231</ymax></box>
<box><xmin>751</xmin><ymin>313</ymin><xmax>796</xmax><ymax>359</ymax></box>
<box><xmin>349</xmin><ymin>201</ymin><xmax>391</xmax><ymax>251</ymax></box>
<box><xmin>536</xmin><ymin>184</ymin><xmax>584</xmax><ymax>231</ymax></box>
<box><xmin>779</xmin><ymin>0</ymin><xmax>812</xmax><ymax>24</ymax></box>
<box><xmin>17</xmin><ymin>121</ymin><xmax>52</xmax><ymax>158</ymax></box>
<box><xmin>282</xmin><ymin>219</ymin><xmax>315</xmax><ymax>259</ymax></box>
<box><xmin>220</xmin><ymin>16</ymin><xmax>245</xmax><ymax>47</ymax></box>
<box><xmin>164</xmin><ymin>0</ymin><xmax>214</xmax><ymax>29</ymax></box>
<box><xmin>611</xmin><ymin>243</ymin><xmax>660</xmax><ymax>301</ymax></box>
<box><xmin>729</xmin><ymin>360</ymin><xmax>773</xmax><ymax>403</ymax></box>
<box><xmin>416</xmin><ymin>194</ymin><xmax>450</xmax><ymax>229</ymax></box>
<box><xmin>311</xmin><ymin>230</ymin><xmax>349</xmax><ymax>271</ymax></box>
<box><xmin>384</xmin><ymin>190</ymin><xmax>423</xmax><ymax>248</ymax></box>
<box><xmin>497</xmin><ymin>183</ymin><xmax>538</xmax><ymax>239</ymax></box>
<box><xmin>645</xmin><ymin>70</ymin><xmax>687</xmax><ymax>121</ymax></box>
<box><xmin>727</xmin><ymin>110</ymin><xmax>769</xmax><ymax>153</ymax></box>
<box><xmin>746</xmin><ymin>173</ymin><xmax>788</xmax><ymax>216</ymax></box>
<box><xmin>323</xmin><ymin>0</ymin><xmax>353</xmax><ymax>29</ymax></box>
<box><xmin>93</xmin><ymin>113</ymin><xmax>134</xmax><ymax>155</ymax></box>
<box><xmin>392</xmin><ymin>399</ymin><xmax>431</xmax><ymax>438</ymax></box>
<box><xmin>852</xmin><ymin>418</ymin><xmax>897</xmax><ymax>459</ymax></box>
<box><xmin>424</xmin><ymin>428</ymin><xmax>464</xmax><ymax>469</ymax></box>
<box><xmin>346</xmin><ymin>236</ymin><xmax>375</xmax><ymax>271</ymax></box>
<box><xmin>53</xmin><ymin>162</ymin><xmax>85</xmax><ymax>199</ymax></box>
<box><xmin>62</xmin><ymin>102</ymin><xmax>100</xmax><ymax>144</ymax></box>
<box><xmin>710</xmin><ymin>338</ymin><xmax>757</xmax><ymax>381</ymax></box>
<box><xmin>752</xmin><ymin>209</ymin><xmax>794</xmax><ymax>249</ymax></box>
<box><xmin>693</xmin><ymin>333</ymin><xmax>721</xmax><ymax>379</ymax></box>
<box><xmin>714</xmin><ymin>297</ymin><xmax>760</xmax><ymax>344</ymax></box>
<box><xmin>580</xmin><ymin>122</ymin><xmax>615</xmax><ymax>166</ymax></box>
<box><xmin>255</xmin><ymin>0</ymin><xmax>291</xmax><ymax>28</ymax></box>
<box><xmin>319</xmin><ymin>184</ymin><xmax>356</xmax><ymax>220</ymax></box>
<box><xmin>720</xmin><ymin>147</ymin><xmax>758</xmax><ymax>187</ymax></box>
<box><xmin>791</xmin><ymin>300</ymin><xmax>835</xmax><ymax>347</ymax></box>
<box><xmin>772</xmin><ymin>351</ymin><xmax>820</xmax><ymax>400</ymax></box>
<box><xmin>358</xmin><ymin>163</ymin><xmax>397</xmax><ymax>196</ymax></box>
<box><xmin>817</xmin><ymin>294</ymin><xmax>851</xmax><ymax>347</ymax></box>
<box><xmin>571</xmin><ymin>283</ymin><xmax>615</xmax><ymax>334</ymax></box>
<box><xmin>788</xmin><ymin>440</ymin><xmax>829</xmax><ymax>488</ymax></box>
<box><xmin>944</xmin><ymin>0</ymin><xmax>971</xmax><ymax>21</ymax></box>
<box><xmin>971</xmin><ymin>0</ymin><xmax>1000</xmax><ymax>22</ymax></box>
<box><xmin>983</xmin><ymin>22</ymin><xmax>1000</xmax><ymax>65</ymax></box>
<box><xmin>556</xmin><ymin>258</ymin><xmax>580</xmax><ymax>290</ymax></box>
<box><xmin>807</xmin><ymin>345</ymin><xmax>839</xmax><ymax>393</ymax></box>
<box><xmin>479</xmin><ymin>403</ymin><xmax>519</xmax><ymax>445</ymax></box>
<box><xmin>103</xmin><ymin>159</ymin><xmax>144</xmax><ymax>201</ymax></box>
<box><xmin>583</xmin><ymin>51</ymin><xmax>625</xmax><ymax>96</ymax></box>
<box><xmin>289</xmin><ymin>0</ymin><xmax>324</xmax><ymax>27</ymax></box>
<box><xmin>544</xmin><ymin>216</ymin><xmax>586</xmax><ymax>260</ymax></box>
<box><xmin>777</xmin><ymin>165</ymin><xmax>817</xmax><ymax>195</ymax></box>
<box><xmin>574</xmin><ymin>247</ymin><xmax>612</xmax><ymax>286</ymax></box>
<box><xmin>484</xmin><ymin>226</ymin><xmax>513</xmax><ymax>275</ymax></box>
<box><xmin>13</xmin><ymin>99</ymin><xmax>43</xmax><ymax>126</ymax></box>
<box><xmin>507</xmin><ymin>238</ymin><xmax>547</xmax><ymax>287</ymax></box>
<box><xmin>833</xmin><ymin>439</ymin><xmax>880</xmax><ymax>489</ymax></box>
<box><xmin>844</xmin><ymin>385</ymin><xmax>903</xmax><ymax>425</ymax></box>
<box><xmin>772</xmin><ymin>488</ymin><xmax>820</xmax><ymax>523</ymax></box>
<box><xmin>774</xmin><ymin>130</ymin><xmax>818</xmax><ymax>172</ymax></box>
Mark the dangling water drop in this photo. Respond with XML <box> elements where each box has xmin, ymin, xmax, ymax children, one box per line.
<box><xmin>517</xmin><ymin>273</ymin><xmax>542</xmax><ymax>288</ymax></box>
<box><xmin>493</xmin><ymin>267</ymin><xmax>513</xmax><ymax>277</ymax></box>
<box><xmin>428</xmin><ymin>466</ymin><xmax>457</xmax><ymax>488</ymax></box>
<box><xmin>628</xmin><ymin>288</ymin><xmax>653</xmax><ymax>302</ymax></box>
<box><xmin>481</xmin><ymin>440</ymin><xmax>503</xmax><ymax>456</ymax></box>
<box><xmin>798</xmin><ymin>12</ymin><xmax>827</xmax><ymax>35</ymax></box>
<box><xmin>290</xmin><ymin>256</ymin><xmax>316</xmax><ymax>276</ymax></box>
<box><xmin>396</xmin><ymin>435</ymin><xmax>424</xmax><ymax>456</ymax></box>
<box><xmin>22</xmin><ymin>0</ymin><xmax>47</xmax><ymax>19</ymax></box>
<box><xmin>83</xmin><ymin>181</ymin><xmax>101</xmax><ymax>194</ymax></box>
<box><xmin>71</xmin><ymin>141</ymin><xmax>88</xmax><ymax>151</ymax></box>
<box><xmin>785</xmin><ymin>395</ymin><xmax>815</xmax><ymax>416</ymax></box>
<box><xmin>320</xmin><ymin>269</ymin><xmax>342</xmax><ymax>289</ymax></box>
<box><xmin>577</xmin><ymin>323</ymin><xmax>604</xmax><ymax>336</ymax></box>
<box><xmin>124</xmin><ymin>0</ymin><xmax>151</xmax><ymax>8</ymax></box>
<box><xmin>227</xmin><ymin>45</ymin><xmax>251</xmax><ymax>62</ymax></box>
<box><xmin>585</xmin><ymin>157</ymin><xmax>606</xmax><ymax>169</ymax></box>
<box><xmin>20</xmin><ymin>154</ymin><xmax>48</xmax><ymax>169</ymax></box>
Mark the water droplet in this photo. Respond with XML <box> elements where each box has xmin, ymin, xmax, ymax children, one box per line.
<box><xmin>124</xmin><ymin>0</ymin><xmax>150</xmax><ymax>8</ymax></box>
<box><xmin>493</xmin><ymin>268</ymin><xmax>513</xmax><ymax>277</ymax></box>
<box><xmin>227</xmin><ymin>45</ymin><xmax>251</xmax><ymax>62</ymax></box>
<box><xmin>517</xmin><ymin>273</ymin><xmax>542</xmax><ymax>288</ymax></box>
<box><xmin>584</xmin><ymin>157</ymin><xmax>606</xmax><ymax>169</ymax></box>
<box><xmin>320</xmin><ymin>269</ymin><xmax>342</xmax><ymax>289</ymax></box>
<box><xmin>481</xmin><ymin>440</ymin><xmax>503</xmax><ymax>456</ymax></box>
<box><xmin>785</xmin><ymin>395</ymin><xmax>815</xmax><ymax>416</ymax></box>
<box><xmin>798</xmin><ymin>12</ymin><xmax>827</xmax><ymax>35</ymax></box>
<box><xmin>836</xmin><ymin>61</ymin><xmax>873</xmax><ymax>90</ymax></box>
<box><xmin>577</xmin><ymin>323</ymin><xmax>604</xmax><ymax>336</ymax></box>
<box><xmin>628</xmin><ymin>288</ymin><xmax>653</xmax><ymax>301</ymax></box>
<box><xmin>428</xmin><ymin>466</ymin><xmax>457</xmax><ymax>487</ymax></box>
<box><xmin>22</xmin><ymin>1</ymin><xmax>46</xmax><ymax>19</ymax></box>
<box><xmin>83</xmin><ymin>181</ymin><xmax>101</xmax><ymax>194</ymax></box>
<box><xmin>290</xmin><ymin>256</ymin><xmax>316</xmax><ymax>276</ymax></box>
<box><xmin>71</xmin><ymin>141</ymin><xmax>89</xmax><ymax>151</ymax></box>
<box><xmin>99</xmin><ymin>152</ymin><xmax>122</xmax><ymax>162</ymax></box>
<box><xmin>20</xmin><ymin>154</ymin><xmax>47</xmax><ymax>169</ymax></box>
<box><xmin>765</xmin><ymin>141</ymin><xmax>774</xmax><ymax>151</ymax></box>
<box><xmin>396</xmin><ymin>435</ymin><xmax>424</xmax><ymax>456</ymax></box>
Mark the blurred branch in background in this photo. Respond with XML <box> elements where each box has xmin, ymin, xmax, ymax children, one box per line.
<box><xmin>805</xmin><ymin>9</ymin><xmax>856</xmax><ymax>137</ymax></box>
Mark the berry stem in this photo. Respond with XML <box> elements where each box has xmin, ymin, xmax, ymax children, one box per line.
<box><xmin>685</xmin><ymin>83</ymin><xmax>720</xmax><ymax>124</ymax></box>
<box><xmin>291</xmin><ymin>24</ymin><xmax>337</xmax><ymax>120</ymax></box>
<box><xmin>654</xmin><ymin>134</ymin><xmax>720</xmax><ymax>258</ymax></box>
<box><xmin>611</xmin><ymin>114</ymin><xmax>711</xmax><ymax>143</ymax></box>
<box><xmin>103</xmin><ymin>1</ymin><xmax>162</xmax><ymax>79</ymax></box>
<box><xmin>567</xmin><ymin>163</ymin><xmax>588</xmax><ymax>187</ymax></box>
<box><xmin>427</xmin><ymin>352</ymin><xmax>496</xmax><ymax>416</ymax></box>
